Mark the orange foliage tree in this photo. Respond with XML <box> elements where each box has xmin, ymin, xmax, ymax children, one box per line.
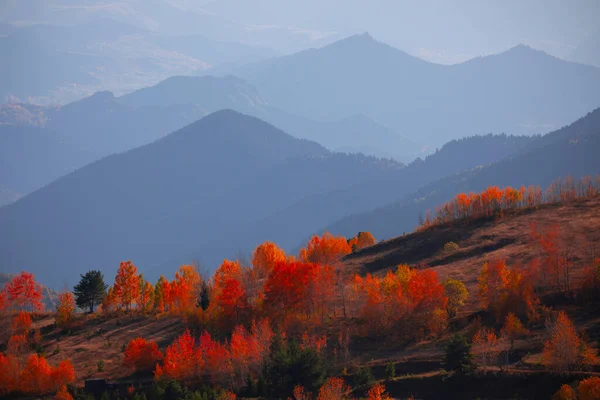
<box><xmin>252</xmin><ymin>241</ymin><xmax>287</xmax><ymax>280</ymax></box>
<box><xmin>552</xmin><ymin>384</ymin><xmax>576</xmax><ymax>400</ymax></box>
<box><xmin>55</xmin><ymin>384</ymin><xmax>73</xmax><ymax>400</ymax></box>
<box><xmin>137</xmin><ymin>276</ymin><xmax>154</xmax><ymax>312</ymax></box>
<box><xmin>299</xmin><ymin>232</ymin><xmax>351</xmax><ymax>265</ymax></box>
<box><xmin>477</xmin><ymin>260</ymin><xmax>540</xmax><ymax>322</ymax></box>
<box><xmin>542</xmin><ymin>311</ymin><xmax>597</xmax><ymax>373</ymax></box>
<box><xmin>419</xmin><ymin>176</ymin><xmax>600</xmax><ymax>230</ymax></box>
<box><xmin>348</xmin><ymin>232</ymin><xmax>376</xmax><ymax>251</ymax></box>
<box><xmin>0</xmin><ymin>353</ymin><xmax>74</xmax><ymax>396</ymax></box>
<box><xmin>471</xmin><ymin>327</ymin><xmax>501</xmax><ymax>374</ymax></box>
<box><xmin>353</xmin><ymin>265</ymin><xmax>447</xmax><ymax>339</ymax></box>
<box><xmin>1</xmin><ymin>271</ymin><xmax>44</xmax><ymax>312</ymax></box>
<box><xmin>579</xmin><ymin>376</ymin><xmax>600</xmax><ymax>400</ymax></box>
<box><xmin>156</xmin><ymin>320</ymin><xmax>273</xmax><ymax>391</ymax></box>
<box><xmin>56</xmin><ymin>291</ymin><xmax>75</xmax><ymax>327</ymax></box>
<box><xmin>366</xmin><ymin>383</ymin><xmax>392</xmax><ymax>400</ymax></box>
<box><xmin>124</xmin><ymin>337</ymin><xmax>163</xmax><ymax>372</ymax></box>
<box><xmin>316</xmin><ymin>377</ymin><xmax>353</xmax><ymax>400</ymax></box>
<box><xmin>12</xmin><ymin>311</ymin><xmax>32</xmax><ymax>334</ymax></box>
<box><xmin>500</xmin><ymin>312</ymin><xmax>528</xmax><ymax>365</ymax></box>
<box><xmin>113</xmin><ymin>261</ymin><xmax>140</xmax><ymax>311</ymax></box>
<box><xmin>170</xmin><ymin>265</ymin><xmax>201</xmax><ymax>313</ymax></box>
<box><xmin>154</xmin><ymin>276</ymin><xmax>171</xmax><ymax>313</ymax></box>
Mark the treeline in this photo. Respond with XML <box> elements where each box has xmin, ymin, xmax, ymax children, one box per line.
<box><xmin>419</xmin><ymin>175</ymin><xmax>600</xmax><ymax>229</ymax></box>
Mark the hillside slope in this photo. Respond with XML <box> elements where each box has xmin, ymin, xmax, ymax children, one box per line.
<box><xmin>325</xmin><ymin>108</ymin><xmax>600</xmax><ymax>241</ymax></box>
<box><xmin>343</xmin><ymin>196</ymin><xmax>600</xmax><ymax>310</ymax></box>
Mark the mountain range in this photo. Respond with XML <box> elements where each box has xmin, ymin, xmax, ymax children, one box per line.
<box><xmin>0</xmin><ymin>109</ymin><xmax>539</xmax><ymax>288</ymax></box>
<box><xmin>0</xmin><ymin>75</ymin><xmax>420</xmax><ymax>205</ymax></box>
<box><xmin>205</xmin><ymin>33</ymin><xmax>600</xmax><ymax>146</ymax></box>
<box><xmin>324</xmin><ymin>107</ymin><xmax>600</xmax><ymax>240</ymax></box>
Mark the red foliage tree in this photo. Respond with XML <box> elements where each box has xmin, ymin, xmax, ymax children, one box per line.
<box><xmin>366</xmin><ymin>383</ymin><xmax>392</xmax><ymax>400</ymax></box>
<box><xmin>1</xmin><ymin>271</ymin><xmax>44</xmax><ymax>312</ymax></box>
<box><xmin>12</xmin><ymin>311</ymin><xmax>32</xmax><ymax>334</ymax></box>
<box><xmin>579</xmin><ymin>376</ymin><xmax>600</xmax><ymax>400</ymax></box>
<box><xmin>317</xmin><ymin>377</ymin><xmax>353</xmax><ymax>400</ymax></box>
<box><xmin>124</xmin><ymin>337</ymin><xmax>163</xmax><ymax>372</ymax></box>
<box><xmin>299</xmin><ymin>232</ymin><xmax>351</xmax><ymax>265</ymax></box>
<box><xmin>55</xmin><ymin>384</ymin><xmax>73</xmax><ymax>400</ymax></box>
<box><xmin>155</xmin><ymin>329</ymin><xmax>196</xmax><ymax>383</ymax></box>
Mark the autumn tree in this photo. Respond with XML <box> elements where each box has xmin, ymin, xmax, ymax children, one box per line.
<box><xmin>366</xmin><ymin>383</ymin><xmax>392</xmax><ymax>400</ymax></box>
<box><xmin>500</xmin><ymin>312</ymin><xmax>528</xmax><ymax>365</ymax></box>
<box><xmin>0</xmin><ymin>353</ymin><xmax>75</xmax><ymax>396</ymax></box>
<box><xmin>579</xmin><ymin>376</ymin><xmax>600</xmax><ymax>400</ymax></box>
<box><xmin>154</xmin><ymin>276</ymin><xmax>171</xmax><ymax>313</ymax></box>
<box><xmin>443</xmin><ymin>279</ymin><xmax>468</xmax><ymax>318</ymax></box>
<box><xmin>170</xmin><ymin>265</ymin><xmax>201</xmax><ymax>313</ymax></box>
<box><xmin>477</xmin><ymin>260</ymin><xmax>508</xmax><ymax>312</ymax></box>
<box><xmin>124</xmin><ymin>337</ymin><xmax>163</xmax><ymax>372</ymax></box>
<box><xmin>542</xmin><ymin>311</ymin><xmax>598</xmax><ymax>373</ymax></box>
<box><xmin>113</xmin><ymin>261</ymin><xmax>140</xmax><ymax>311</ymax></box>
<box><xmin>12</xmin><ymin>311</ymin><xmax>32</xmax><ymax>334</ymax></box>
<box><xmin>317</xmin><ymin>377</ymin><xmax>352</xmax><ymax>400</ymax></box>
<box><xmin>55</xmin><ymin>384</ymin><xmax>73</xmax><ymax>400</ymax></box>
<box><xmin>471</xmin><ymin>327</ymin><xmax>501</xmax><ymax>374</ymax></box>
<box><xmin>155</xmin><ymin>329</ymin><xmax>196</xmax><ymax>383</ymax></box>
<box><xmin>299</xmin><ymin>232</ymin><xmax>351</xmax><ymax>265</ymax></box>
<box><xmin>552</xmin><ymin>384</ymin><xmax>576</xmax><ymax>400</ymax></box>
<box><xmin>348</xmin><ymin>232</ymin><xmax>376</xmax><ymax>251</ymax></box>
<box><xmin>263</xmin><ymin>260</ymin><xmax>319</xmax><ymax>323</ymax></box>
<box><xmin>102</xmin><ymin>286</ymin><xmax>116</xmax><ymax>313</ymax></box>
<box><xmin>73</xmin><ymin>270</ymin><xmax>107</xmax><ymax>313</ymax></box>
<box><xmin>137</xmin><ymin>275</ymin><xmax>154</xmax><ymax>312</ymax></box>
<box><xmin>1</xmin><ymin>271</ymin><xmax>44</xmax><ymax>312</ymax></box>
<box><xmin>252</xmin><ymin>241</ymin><xmax>287</xmax><ymax>280</ymax></box>
<box><xmin>56</xmin><ymin>291</ymin><xmax>75</xmax><ymax>328</ymax></box>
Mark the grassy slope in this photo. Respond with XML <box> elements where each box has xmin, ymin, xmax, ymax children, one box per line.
<box><xmin>13</xmin><ymin>196</ymin><xmax>600</xmax><ymax>398</ymax></box>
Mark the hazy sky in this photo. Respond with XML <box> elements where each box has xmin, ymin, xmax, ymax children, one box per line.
<box><xmin>1</xmin><ymin>0</ymin><xmax>599</xmax><ymax>63</ymax></box>
<box><xmin>199</xmin><ymin>0</ymin><xmax>600</xmax><ymax>62</ymax></box>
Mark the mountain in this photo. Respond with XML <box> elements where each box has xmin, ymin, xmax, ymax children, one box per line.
<box><xmin>0</xmin><ymin>111</ymin><xmax>401</xmax><ymax>287</ymax></box>
<box><xmin>0</xmin><ymin>125</ymin><xmax>96</xmax><ymax>205</ymax></box>
<box><xmin>214</xmin><ymin>34</ymin><xmax>600</xmax><ymax>146</ymax></box>
<box><xmin>0</xmin><ymin>109</ymin><xmax>539</xmax><ymax>287</ymax></box>
<box><xmin>323</xmin><ymin>107</ymin><xmax>600</xmax><ymax>241</ymax></box>
<box><xmin>118</xmin><ymin>75</ymin><xmax>419</xmax><ymax>161</ymax></box>
<box><xmin>0</xmin><ymin>75</ymin><xmax>415</xmax><ymax>208</ymax></box>
<box><xmin>568</xmin><ymin>29</ymin><xmax>600</xmax><ymax>68</ymax></box>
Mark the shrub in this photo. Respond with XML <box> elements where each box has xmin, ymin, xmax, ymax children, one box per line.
<box><xmin>385</xmin><ymin>361</ymin><xmax>395</xmax><ymax>380</ymax></box>
<box><xmin>353</xmin><ymin>365</ymin><xmax>374</xmax><ymax>389</ymax></box>
<box><xmin>444</xmin><ymin>242</ymin><xmax>459</xmax><ymax>253</ymax></box>
<box><xmin>97</xmin><ymin>360</ymin><xmax>104</xmax><ymax>372</ymax></box>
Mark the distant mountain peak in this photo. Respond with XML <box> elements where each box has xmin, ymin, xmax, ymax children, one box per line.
<box><xmin>501</xmin><ymin>43</ymin><xmax>550</xmax><ymax>58</ymax></box>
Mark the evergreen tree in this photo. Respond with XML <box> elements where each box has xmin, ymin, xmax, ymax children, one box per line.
<box><xmin>73</xmin><ymin>270</ymin><xmax>108</xmax><ymax>312</ymax></box>
<box><xmin>443</xmin><ymin>334</ymin><xmax>476</xmax><ymax>375</ymax></box>
<box><xmin>197</xmin><ymin>280</ymin><xmax>210</xmax><ymax>311</ymax></box>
